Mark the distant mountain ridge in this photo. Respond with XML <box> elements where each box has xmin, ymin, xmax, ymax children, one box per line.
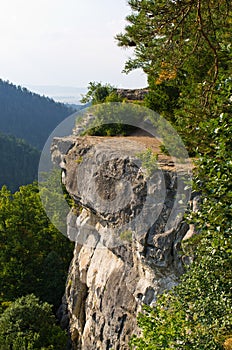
<box><xmin>26</xmin><ymin>85</ymin><xmax>87</xmax><ymax>104</ymax></box>
<box><xmin>0</xmin><ymin>80</ymin><xmax>75</xmax><ymax>149</ymax></box>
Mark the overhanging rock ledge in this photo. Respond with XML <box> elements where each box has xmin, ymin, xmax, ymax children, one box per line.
<box><xmin>52</xmin><ymin>135</ymin><xmax>195</xmax><ymax>350</ymax></box>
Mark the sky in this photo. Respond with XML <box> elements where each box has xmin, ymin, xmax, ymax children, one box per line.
<box><xmin>0</xmin><ymin>0</ymin><xmax>147</xmax><ymax>90</ymax></box>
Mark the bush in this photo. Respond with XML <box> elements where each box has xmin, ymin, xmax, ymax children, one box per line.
<box><xmin>0</xmin><ymin>294</ymin><xmax>68</xmax><ymax>350</ymax></box>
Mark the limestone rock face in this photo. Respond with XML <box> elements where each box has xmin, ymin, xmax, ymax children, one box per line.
<box><xmin>52</xmin><ymin>136</ymin><xmax>192</xmax><ymax>350</ymax></box>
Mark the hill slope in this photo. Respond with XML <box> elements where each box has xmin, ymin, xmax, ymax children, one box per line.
<box><xmin>0</xmin><ymin>80</ymin><xmax>74</xmax><ymax>149</ymax></box>
<box><xmin>0</xmin><ymin>133</ymin><xmax>40</xmax><ymax>192</ymax></box>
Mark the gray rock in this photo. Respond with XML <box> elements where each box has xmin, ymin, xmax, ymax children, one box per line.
<box><xmin>116</xmin><ymin>88</ymin><xmax>149</xmax><ymax>101</ymax></box>
<box><xmin>52</xmin><ymin>136</ymin><xmax>194</xmax><ymax>350</ymax></box>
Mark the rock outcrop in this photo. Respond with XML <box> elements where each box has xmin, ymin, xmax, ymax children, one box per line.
<box><xmin>116</xmin><ymin>88</ymin><xmax>149</xmax><ymax>101</ymax></box>
<box><xmin>52</xmin><ymin>135</ymin><xmax>193</xmax><ymax>350</ymax></box>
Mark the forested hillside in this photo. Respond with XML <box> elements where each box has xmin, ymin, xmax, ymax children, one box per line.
<box><xmin>0</xmin><ymin>80</ymin><xmax>79</xmax><ymax>191</ymax></box>
<box><xmin>0</xmin><ymin>82</ymin><xmax>79</xmax><ymax>348</ymax></box>
<box><xmin>0</xmin><ymin>80</ymin><xmax>74</xmax><ymax>149</ymax></box>
<box><xmin>0</xmin><ymin>80</ymin><xmax>76</xmax><ymax>345</ymax></box>
<box><xmin>0</xmin><ymin>183</ymin><xmax>74</xmax><ymax>348</ymax></box>
<box><xmin>0</xmin><ymin>133</ymin><xmax>40</xmax><ymax>192</ymax></box>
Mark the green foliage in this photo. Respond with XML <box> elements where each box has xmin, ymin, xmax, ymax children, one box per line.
<box><xmin>80</xmin><ymin>81</ymin><xmax>122</xmax><ymax>105</ymax></box>
<box><xmin>86</xmin><ymin>122</ymin><xmax>133</xmax><ymax>137</ymax></box>
<box><xmin>120</xmin><ymin>230</ymin><xmax>133</xmax><ymax>243</ymax></box>
<box><xmin>136</xmin><ymin>148</ymin><xmax>158</xmax><ymax>177</ymax></box>
<box><xmin>0</xmin><ymin>183</ymin><xmax>73</xmax><ymax>310</ymax></box>
<box><xmin>116</xmin><ymin>0</ymin><xmax>232</xmax><ymax>155</ymax></box>
<box><xmin>0</xmin><ymin>294</ymin><xmax>68</xmax><ymax>350</ymax></box>
<box><xmin>144</xmin><ymin>78</ymin><xmax>181</xmax><ymax>121</ymax></box>
<box><xmin>117</xmin><ymin>0</ymin><xmax>231</xmax><ymax>82</ymax></box>
<box><xmin>80</xmin><ymin>99</ymin><xmax>140</xmax><ymax>137</ymax></box>
<box><xmin>79</xmin><ymin>82</ymin><xmax>140</xmax><ymax>136</ymax></box>
<box><xmin>0</xmin><ymin>79</ymin><xmax>73</xmax><ymax>149</ymax></box>
<box><xmin>0</xmin><ymin>79</ymin><xmax>75</xmax><ymax>191</ymax></box>
<box><xmin>0</xmin><ymin>133</ymin><xmax>40</xmax><ymax>192</ymax></box>
<box><xmin>39</xmin><ymin>168</ymin><xmax>75</xmax><ymax>234</ymax></box>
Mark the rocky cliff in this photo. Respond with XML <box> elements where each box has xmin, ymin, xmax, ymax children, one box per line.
<box><xmin>52</xmin><ymin>135</ymin><xmax>194</xmax><ymax>350</ymax></box>
<box><xmin>116</xmin><ymin>88</ymin><xmax>149</xmax><ymax>101</ymax></box>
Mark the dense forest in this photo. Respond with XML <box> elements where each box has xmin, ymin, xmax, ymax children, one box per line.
<box><xmin>0</xmin><ymin>82</ymin><xmax>77</xmax><ymax>347</ymax></box>
<box><xmin>0</xmin><ymin>133</ymin><xmax>40</xmax><ymax>192</ymax></box>
<box><xmin>0</xmin><ymin>183</ymin><xmax>74</xmax><ymax>348</ymax></box>
<box><xmin>0</xmin><ymin>80</ymin><xmax>81</xmax><ymax>192</ymax></box>
<box><xmin>0</xmin><ymin>80</ymin><xmax>74</xmax><ymax>149</ymax></box>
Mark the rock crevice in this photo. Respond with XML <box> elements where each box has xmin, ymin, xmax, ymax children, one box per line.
<box><xmin>52</xmin><ymin>136</ymin><xmax>194</xmax><ymax>350</ymax></box>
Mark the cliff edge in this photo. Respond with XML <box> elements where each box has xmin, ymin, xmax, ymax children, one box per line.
<box><xmin>52</xmin><ymin>135</ymin><xmax>194</xmax><ymax>350</ymax></box>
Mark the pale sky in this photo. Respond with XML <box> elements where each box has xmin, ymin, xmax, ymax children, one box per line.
<box><xmin>0</xmin><ymin>0</ymin><xmax>147</xmax><ymax>89</ymax></box>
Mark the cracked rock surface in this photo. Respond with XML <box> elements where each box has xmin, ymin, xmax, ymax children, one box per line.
<box><xmin>52</xmin><ymin>136</ymin><xmax>194</xmax><ymax>350</ymax></box>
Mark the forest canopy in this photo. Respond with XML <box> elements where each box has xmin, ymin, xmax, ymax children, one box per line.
<box><xmin>0</xmin><ymin>133</ymin><xmax>40</xmax><ymax>192</ymax></box>
<box><xmin>0</xmin><ymin>183</ymin><xmax>73</xmax><ymax>310</ymax></box>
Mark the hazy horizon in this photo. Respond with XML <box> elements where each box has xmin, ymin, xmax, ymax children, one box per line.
<box><xmin>25</xmin><ymin>84</ymin><xmax>87</xmax><ymax>104</ymax></box>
